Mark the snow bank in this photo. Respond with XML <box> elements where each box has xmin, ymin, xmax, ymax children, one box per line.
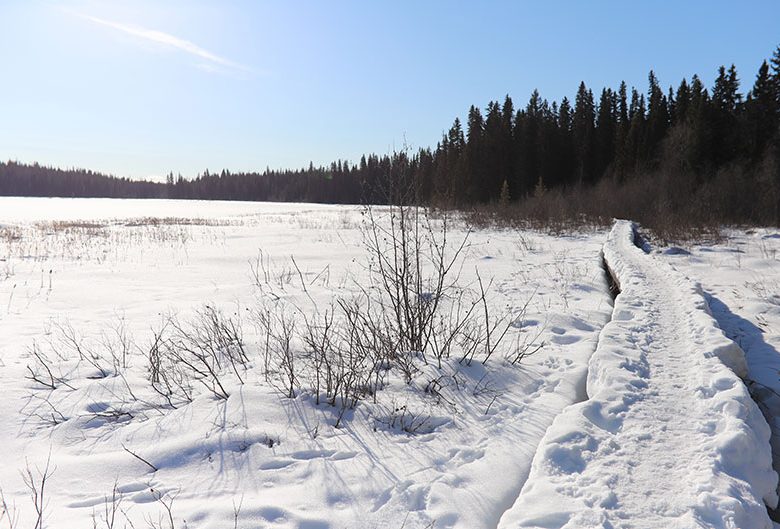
<box><xmin>657</xmin><ymin>227</ymin><xmax>780</xmax><ymax>513</ymax></box>
<box><xmin>498</xmin><ymin>220</ymin><xmax>777</xmax><ymax>529</ymax></box>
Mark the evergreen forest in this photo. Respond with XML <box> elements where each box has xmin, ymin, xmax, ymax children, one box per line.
<box><xmin>2</xmin><ymin>46</ymin><xmax>780</xmax><ymax>228</ymax></box>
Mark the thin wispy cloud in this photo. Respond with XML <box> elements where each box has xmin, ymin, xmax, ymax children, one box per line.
<box><xmin>82</xmin><ymin>14</ymin><xmax>251</xmax><ymax>74</ymax></box>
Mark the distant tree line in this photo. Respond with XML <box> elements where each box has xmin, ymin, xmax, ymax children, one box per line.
<box><xmin>2</xmin><ymin>46</ymin><xmax>779</xmax><ymax>224</ymax></box>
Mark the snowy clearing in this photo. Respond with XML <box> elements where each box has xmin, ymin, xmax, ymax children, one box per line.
<box><xmin>2</xmin><ymin>199</ymin><xmax>777</xmax><ymax>529</ymax></box>
<box><xmin>0</xmin><ymin>198</ymin><xmax>612</xmax><ymax>529</ymax></box>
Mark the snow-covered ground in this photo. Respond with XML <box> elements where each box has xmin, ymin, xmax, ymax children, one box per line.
<box><xmin>499</xmin><ymin>221</ymin><xmax>778</xmax><ymax>529</ymax></box>
<box><xmin>3</xmin><ymin>199</ymin><xmax>777</xmax><ymax>528</ymax></box>
<box><xmin>657</xmin><ymin>226</ymin><xmax>780</xmax><ymax>526</ymax></box>
<box><xmin>0</xmin><ymin>198</ymin><xmax>613</xmax><ymax>528</ymax></box>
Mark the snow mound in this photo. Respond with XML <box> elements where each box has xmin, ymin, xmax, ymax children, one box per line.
<box><xmin>498</xmin><ymin>220</ymin><xmax>778</xmax><ymax>529</ymax></box>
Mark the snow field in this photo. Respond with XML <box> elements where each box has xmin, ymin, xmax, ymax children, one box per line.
<box><xmin>498</xmin><ymin>220</ymin><xmax>777</xmax><ymax>529</ymax></box>
<box><xmin>0</xmin><ymin>198</ymin><xmax>613</xmax><ymax>528</ymax></box>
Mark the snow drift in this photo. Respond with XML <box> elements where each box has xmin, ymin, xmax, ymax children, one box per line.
<box><xmin>498</xmin><ymin>220</ymin><xmax>778</xmax><ymax>529</ymax></box>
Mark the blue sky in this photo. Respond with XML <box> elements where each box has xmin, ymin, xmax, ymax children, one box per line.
<box><xmin>1</xmin><ymin>1</ymin><xmax>779</xmax><ymax>180</ymax></box>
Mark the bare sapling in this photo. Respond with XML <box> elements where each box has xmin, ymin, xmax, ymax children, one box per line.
<box><xmin>146</xmin><ymin>306</ymin><xmax>246</xmax><ymax>403</ymax></box>
<box><xmin>51</xmin><ymin>319</ymin><xmax>111</xmax><ymax>378</ymax></box>
<box><xmin>0</xmin><ymin>486</ymin><xmax>19</xmax><ymax>529</ymax></box>
<box><xmin>25</xmin><ymin>341</ymin><xmax>73</xmax><ymax>391</ymax></box>
<box><xmin>22</xmin><ymin>455</ymin><xmax>53</xmax><ymax>529</ymax></box>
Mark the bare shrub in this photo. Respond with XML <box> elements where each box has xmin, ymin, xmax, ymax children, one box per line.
<box><xmin>246</xmin><ymin>194</ymin><xmax>523</xmax><ymax>431</ymax></box>
<box><xmin>374</xmin><ymin>400</ymin><xmax>435</xmax><ymax>434</ymax></box>
<box><xmin>91</xmin><ymin>483</ymin><xmax>123</xmax><ymax>529</ymax></box>
<box><xmin>50</xmin><ymin>320</ymin><xmax>112</xmax><ymax>378</ymax></box>
<box><xmin>25</xmin><ymin>341</ymin><xmax>72</xmax><ymax>391</ymax></box>
<box><xmin>147</xmin><ymin>318</ymin><xmax>193</xmax><ymax>408</ymax></box>
<box><xmin>254</xmin><ymin>303</ymin><xmax>298</xmax><ymax>398</ymax></box>
<box><xmin>144</xmin><ymin>489</ymin><xmax>178</xmax><ymax>529</ymax></box>
<box><xmin>362</xmin><ymin>202</ymin><xmax>472</xmax><ymax>359</ymax></box>
<box><xmin>147</xmin><ymin>306</ymin><xmax>246</xmax><ymax>404</ymax></box>
<box><xmin>22</xmin><ymin>456</ymin><xmax>53</xmax><ymax>529</ymax></box>
<box><xmin>0</xmin><ymin>486</ymin><xmax>19</xmax><ymax>529</ymax></box>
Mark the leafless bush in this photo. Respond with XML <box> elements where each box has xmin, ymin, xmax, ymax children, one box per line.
<box><xmin>0</xmin><ymin>458</ymin><xmax>53</xmax><ymax>529</ymax></box>
<box><xmin>457</xmin><ymin>272</ymin><xmax>513</xmax><ymax>366</ymax></box>
<box><xmin>374</xmin><ymin>400</ymin><xmax>434</xmax><ymax>434</ymax></box>
<box><xmin>147</xmin><ymin>306</ymin><xmax>246</xmax><ymax>404</ymax></box>
<box><xmin>362</xmin><ymin>203</ymin><xmax>471</xmax><ymax>359</ymax></box>
<box><xmin>300</xmin><ymin>306</ymin><xmax>337</xmax><ymax>405</ymax></box>
<box><xmin>249</xmin><ymin>249</ymin><xmax>296</xmax><ymax>301</ymax></box>
<box><xmin>24</xmin><ymin>316</ymin><xmax>141</xmax><ymax>400</ymax></box>
<box><xmin>100</xmin><ymin>318</ymin><xmax>133</xmax><ymax>372</ymax></box>
<box><xmin>360</xmin><ymin>202</ymin><xmax>519</xmax><ymax>372</ymax></box>
<box><xmin>25</xmin><ymin>341</ymin><xmax>73</xmax><ymax>391</ymax></box>
<box><xmin>91</xmin><ymin>483</ymin><xmax>124</xmax><ymax>529</ymax></box>
<box><xmin>247</xmin><ymin>198</ymin><xmax>523</xmax><ymax>428</ymax></box>
<box><xmin>21</xmin><ymin>456</ymin><xmax>53</xmax><ymax>529</ymax></box>
<box><xmin>147</xmin><ymin>318</ymin><xmax>192</xmax><ymax>408</ymax></box>
<box><xmin>50</xmin><ymin>320</ymin><xmax>112</xmax><ymax>378</ymax></box>
<box><xmin>293</xmin><ymin>302</ymin><xmax>387</xmax><ymax>427</ymax></box>
<box><xmin>144</xmin><ymin>489</ymin><xmax>177</xmax><ymax>529</ymax></box>
<box><xmin>23</xmin><ymin>394</ymin><xmax>68</xmax><ymax>427</ymax></box>
<box><xmin>0</xmin><ymin>486</ymin><xmax>19</xmax><ymax>529</ymax></box>
<box><xmin>464</xmin><ymin>172</ymin><xmax>731</xmax><ymax>243</ymax></box>
<box><xmin>254</xmin><ymin>304</ymin><xmax>298</xmax><ymax>398</ymax></box>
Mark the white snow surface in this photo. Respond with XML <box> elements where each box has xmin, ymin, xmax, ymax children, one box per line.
<box><xmin>657</xmin><ymin>227</ymin><xmax>780</xmax><ymax>526</ymax></box>
<box><xmin>0</xmin><ymin>198</ymin><xmax>614</xmax><ymax>529</ymax></box>
<box><xmin>498</xmin><ymin>220</ymin><xmax>778</xmax><ymax>529</ymax></box>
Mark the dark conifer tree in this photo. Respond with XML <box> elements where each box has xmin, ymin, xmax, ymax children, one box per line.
<box><xmin>711</xmin><ymin>65</ymin><xmax>742</xmax><ymax>164</ymax></box>
<box><xmin>483</xmin><ymin>100</ymin><xmax>505</xmax><ymax>201</ymax></box>
<box><xmin>465</xmin><ymin>106</ymin><xmax>485</xmax><ymax>201</ymax></box>
<box><xmin>556</xmin><ymin>96</ymin><xmax>576</xmax><ymax>187</ymax></box>
<box><xmin>675</xmin><ymin>78</ymin><xmax>691</xmax><ymax>124</ymax></box>
<box><xmin>745</xmin><ymin>60</ymin><xmax>778</xmax><ymax>159</ymax></box>
<box><xmin>596</xmin><ymin>88</ymin><xmax>617</xmax><ymax>177</ymax></box>
<box><xmin>622</xmin><ymin>89</ymin><xmax>646</xmax><ymax>174</ymax></box>
<box><xmin>644</xmin><ymin>71</ymin><xmax>670</xmax><ymax>166</ymax></box>
<box><xmin>500</xmin><ymin>95</ymin><xmax>516</xmax><ymax>199</ymax></box>
<box><xmin>573</xmin><ymin>82</ymin><xmax>597</xmax><ymax>184</ymax></box>
<box><xmin>518</xmin><ymin>90</ymin><xmax>542</xmax><ymax>193</ymax></box>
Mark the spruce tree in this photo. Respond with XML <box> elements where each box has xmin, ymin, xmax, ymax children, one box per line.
<box><xmin>596</xmin><ymin>88</ymin><xmax>617</xmax><ymax>177</ymax></box>
<box><xmin>501</xmin><ymin>95</ymin><xmax>517</xmax><ymax>199</ymax></box>
<box><xmin>557</xmin><ymin>97</ymin><xmax>576</xmax><ymax>186</ymax></box>
<box><xmin>746</xmin><ymin>60</ymin><xmax>778</xmax><ymax>158</ymax></box>
<box><xmin>770</xmin><ymin>45</ymin><xmax>780</xmax><ymax>115</ymax></box>
<box><xmin>573</xmin><ymin>82</ymin><xmax>597</xmax><ymax>184</ymax></box>
<box><xmin>644</xmin><ymin>70</ymin><xmax>670</xmax><ymax>166</ymax></box>
<box><xmin>711</xmin><ymin>65</ymin><xmax>742</xmax><ymax>164</ymax></box>
<box><xmin>465</xmin><ymin>106</ymin><xmax>485</xmax><ymax>201</ymax></box>
<box><xmin>484</xmin><ymin>101</ymin><xmax>505</xmax><ymax>201</ymax></box>
<box><xmin>675</xmin><ymin>78</ymin><xmax>691</xmax><ymax>124</ymax></box>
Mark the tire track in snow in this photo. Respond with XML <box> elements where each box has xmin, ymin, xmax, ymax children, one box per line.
<box><xmin>496</xmin><ymin>220</ymin><xmax>778</xmax><ymax>529</ymax></box>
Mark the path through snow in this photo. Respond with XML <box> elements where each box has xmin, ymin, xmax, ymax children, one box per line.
<box><xmin>498</xmin><ymin>220</ymin><xmax>778</xmax><ymax>529</ymax></box>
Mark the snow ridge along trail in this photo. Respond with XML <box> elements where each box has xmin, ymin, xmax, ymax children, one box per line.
<box><xmin>498</xmin><ymin>220</ymin><xmax>778</xmax><ymax>529</ymax></box>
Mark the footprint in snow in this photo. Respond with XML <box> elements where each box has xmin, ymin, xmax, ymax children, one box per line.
<box><xmin>550</xmin><ymin>334</ymin><xmax>581</xmax><ymax>345</ymax></box>
<box><xmin>260</xmin><ymin>450</ymin><xmax>357</xmax><ymax>471</ymax></box>
<box><xmin>258</xmin><ymin>506</ymin><xmax>287</xmax><ymax>523</ymax></box>
<box><xmin>128</xmin><ymin>486</ymin><xmax>177</xmax><ymax>504</ymax></box>
<box><xmin>290</xmin><ymin>449</ymin><xmax>357</xmax><ymax>461</ymax></box>
<box><xmin>571</xmin><ymin>318</ymin><xmax>596</xmax><ymax>332</ymax></box>
<box><xmin>259</xmin><ymin>459</ymin><xmax>295</xmax><ymax>470</ymax></box>
<box><xmin>455</xmin><ymin>447</ymin><xmax>485</xmax><ymax>464</ymax></box>
<box><xmin>116</xmin><ymin>481</ymin><xmax>148</xmax><ymax>494</ymax></box>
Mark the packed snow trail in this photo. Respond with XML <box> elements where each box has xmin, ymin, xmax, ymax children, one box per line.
<box><xmin>498</xmin><ymin>220</ymin><xmax>778</xmax><ymax>529</ymax></box>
